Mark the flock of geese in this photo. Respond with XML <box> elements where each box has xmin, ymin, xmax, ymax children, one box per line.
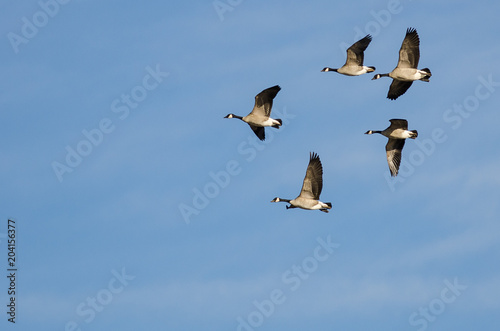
<box><xmin>224</xmin><ymin>28</ymin><xmax>430</xmax><ymax>213</ymax></box>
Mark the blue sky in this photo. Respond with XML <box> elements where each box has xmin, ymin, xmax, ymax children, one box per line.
<box><xmin>1</xmin><ymin>0</ymin><xmax>499</xmax><ymax>330</ymax></box>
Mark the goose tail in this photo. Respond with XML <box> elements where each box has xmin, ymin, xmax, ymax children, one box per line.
<box><xmin>421</xmin><ymin>68</ymin><xmax>431</xmax><ymax>75</ymax></box>
<box><xmin>272</xmin><ymin>119</ymin><xmax>282</xmax><ymax>129</ymax></box>
<box><xmin>420</xmin><ymin>68</ymin><xmax>432</xmax><ymax>81</ymax></box>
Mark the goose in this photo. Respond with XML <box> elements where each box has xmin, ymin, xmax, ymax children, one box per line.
<box><xmin>224</xmin><ymin>85</ymin><xmax>282</xmax><ymax>141</ymax></box>
<box><xmin>372</xmin><ymin>28</ymin><xmax>431</xmax><ymax>100</ymax></box>
<box><xmin>365</xmin><ymin>119</ymin><xmax>418</xmax><ymax>177</ymax></box>
<box><xmin>321</xmin><ymin>34</ymin><xmax>376</xmax><ymax>76</ymax></box>
<box><xmin>271</xmin><ymin>152</ymin><xmax>332</xmax><ymax>213</ymax></box>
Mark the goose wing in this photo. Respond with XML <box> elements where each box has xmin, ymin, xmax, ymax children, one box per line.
<box><xmin>250</xmin><ymin>85</ymin><xmax>281</xmax><ymax>118</ymax></box>
<box><xmin>249</xmin><ymin>125</ymin><xmax>265</xmax><ymax>141</ymax></box>
<box><xmin>388</xmin><ymin>119</ymin><xmax>408</xmax><ymax>131</ymax></box>
<box><xmin>386</xmin><ymin>139</ymin><xmax>405</xmax><ymax>177</ymax></box>
<box><xmin>298</xmin><ymin>152</ymin><xmax>323</xmax><ymax>200</ymax></box>
<box><xmin>345</xmin><ymin>34</ymin><xmax>372</xmax><ymax>66</ymax></box>
<box><xmin>397</xmin><ymin>28</ymin><xmax>420</xmax><ymax>69</ymax></box>
<box><xmin>387</xmin><ymin>79</ymin><xmax>413</xmax><ymax>100</ymax></box>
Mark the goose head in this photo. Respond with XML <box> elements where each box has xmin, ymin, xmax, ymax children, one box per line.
<box><xmin>321</xmin><ymin>67</ymin><xmax>337</xmax><ymax>72</ymax></box>
<box><xmin>224</xmin><ymin>113</ymin><xmax>235</xmax><ymax>119</ymax></box>
<box><xmin>365</xmin><ymin>130</ymin><xmax>374</xmax><ymax>135</ymax></box>
<box><xmin>372</xmin><ymin>73</ymin><xmax>390</xmax><ymax>80</ymax></box>
<box><xmin>270</xmin><ymin>197</ymin><xmax>280</xmax><ymax>202</ymax></box>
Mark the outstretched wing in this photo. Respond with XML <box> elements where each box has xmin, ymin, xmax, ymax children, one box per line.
<box><xmin>298</xmin><ymin>152</ymin><xmax>324</xmax><ymax>200</ymax></box>
<box><xmin>386</xmin><ymin>139</ymin><xmax>405</xmax><ymax>177</ymax></box>
<box><xmin>346</xmin><ymin>34</ymin><xmax>372</xmax><ymax>66</ymax></box>
<box><xmin>251</xmin><ymin>85</ymin><xmax>281</xmax><ymax>118</ymax></box>
<box><xmin>387</xmin><ymin>79</ymin><xmax>413</xmax><ymax>100</ymax></box>
<box><xmin>388</xmin><ymin>119</ymin><xmax>408</xmax><ymax>131</ymax></box>
<box><xmin>249</xmin><ymin>125</ymin><xmax>265</xmax><ymax>141</ymax></box>
<box><xmin>397</xmin><ymin>27</ymin><xmax>420</xmax><ymax>69</ymax></box>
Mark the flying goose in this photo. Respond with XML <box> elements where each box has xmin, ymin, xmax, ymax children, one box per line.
<box><xmin>224</xmin><ymin>85</ymin><xmax>282</xmax><ymax>141</ymax></box>
<box><xmin>365</xmin><ymin>119</ymin><xmax>418</xmax><ymax>177</ymax></box>
<box><xmin>271</xmin><ymin>152</ymin><xmax>332</xmax><ymax>213</ymax></box>
<box><xmin>372</xmin><ymin>28</ymin><xmax>431</xmax><ymax>100</ymax></box>
<box><xmin>321</xmin><ymin>34</ymin><xmax>376</xmax><ymax>76</ymax></box>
